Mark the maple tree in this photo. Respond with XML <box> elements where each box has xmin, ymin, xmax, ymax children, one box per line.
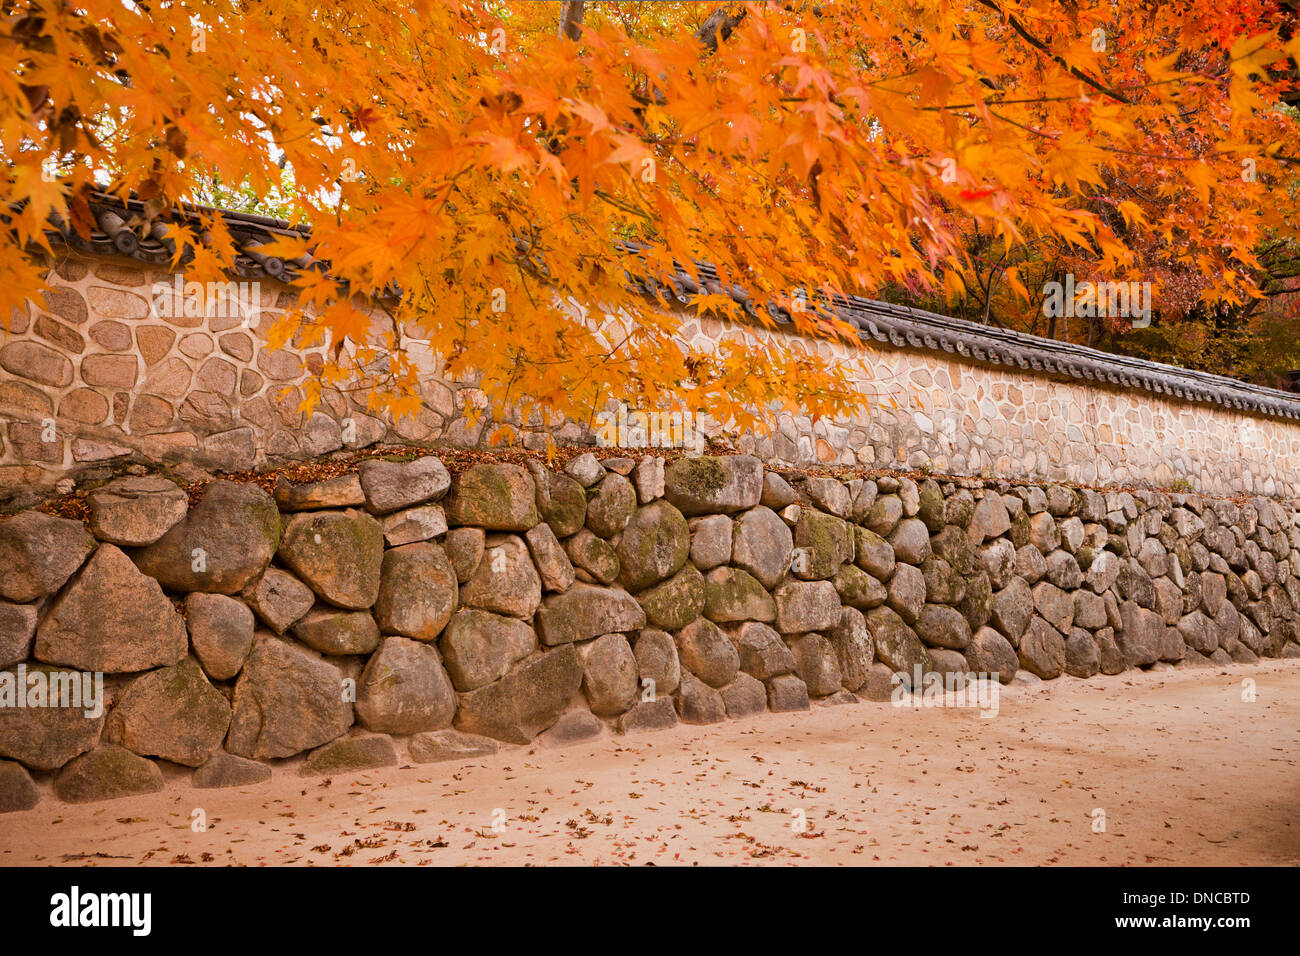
<box><xmin>3</xmin><ymin>1</ymin><xmax>1300</xmax><ymax>440</ymax></box>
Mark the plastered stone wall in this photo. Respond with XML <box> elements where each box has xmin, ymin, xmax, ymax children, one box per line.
<box><xmin>1</xmin><ymin>452</ymin><xmax>1298</xmax><ymax>811</ymax></box>
<box><xmin>678</xmin><ymin>316</ymin><xmax>1300</xmax><ymax>498</ymax></box>
<box><xmin>3</xmin><ymin>250</ymin><xmax>1299</xmax><ymax>504</ymax></box>
<box><xmin>0</xmin><ymin>250</ymin><xmax>502</xmax><ymax>499</ymax></box>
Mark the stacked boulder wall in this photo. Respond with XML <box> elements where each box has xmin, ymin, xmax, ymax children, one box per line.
<box><xmin>0</xmin><ymin>453</ymin><xmax>1298</xmax><ymax>806</ymax></box>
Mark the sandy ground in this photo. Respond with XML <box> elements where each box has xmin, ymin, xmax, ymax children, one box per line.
<box><xmin>2</xmin><ymin>661</ymin><xmax>1297</xmax><ymax>867</ymax></box>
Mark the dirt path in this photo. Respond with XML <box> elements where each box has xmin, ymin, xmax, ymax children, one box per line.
<box><xmin>3</xmin><ymin>661</ymin><xmax>1297</xmax><ymax>867</ymax></box>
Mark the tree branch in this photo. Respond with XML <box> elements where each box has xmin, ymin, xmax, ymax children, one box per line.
<box><xmin>975</xmin><ymin>0</ymin><xmax>1131</xmax><ymax>104</ymax></box>
<box><xmin>695</xmin><ymin>4</ymin><xmax>747</xmax><ymax>53</ymax></box>
<box><xmin>559</xmin><ymin>1</ymin><xmax>585</xmax><ymax>41</ymax></box>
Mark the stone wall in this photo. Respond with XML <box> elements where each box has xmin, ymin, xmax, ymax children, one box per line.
<box><xmin>0</xmin><ymin>252</ymin><xmax>410</xmax><ymax>501</ymax></box>
<box><xmin>708</xmin><ymin>317</ymin><xmax>1300</xmax><ymax>498</ymax></box>
<box><xmin>2</xmin><ymin>451</ymin><xmax>1298</xmax><ymax>810</ymax></box>
<box><xmin>4</xmin><ymin>250</ymin><xmax>1300</xmax><ymax>505</ymax></box>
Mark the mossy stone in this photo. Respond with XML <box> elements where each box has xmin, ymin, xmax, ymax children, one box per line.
<box><xmin>1009</xmin><ymin>511</ymin><xmax>1032</xmax><ymax>549</ymax></box>
<box><xmin>917</xmin><ymin>480</ymin><xmax>946</xmax><ymax>532</ymax></box>
<box><xmin>637</xmin><ymin>564</ymin><xmax>706</xmax><ymax>631</ymax></box>
<box><xmin>299</xmin><ymin>734</ymin><xmax>397</xmax><ymax>776</ymax></box>
<box><xmin>617</xmin><ymin>500</ymin><xmax>690</xmax><ymax>591</ymax></box>
<box><xmin>832</xmin><ymin>564</ymin><xmax>887</xmax><ymax>611</ymax></box>
<box><xmin>958</xmin><ymin>570</ymin><xmax>993</xmax><ymax>631</ymax></box>
<box><xmin>703</xmin><ymin>567</ymin><xmax>776</xmax><ymax>623</ymax></box>
<box><xmin>793</xmin><ymin>509</ymin><xmax>852</xmax><ymax>580</ymax></box>
<box><xmin>54</xmin><ymin>745</ymin><xmax>164</xmax><ymax>804</ymax></box>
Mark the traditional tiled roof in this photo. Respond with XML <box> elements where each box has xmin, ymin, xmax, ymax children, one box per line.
<box><xmin>35</xmin><ymin>191</ymin><xmax>312</xmax><ymax>281</ymax></box>
<box><xmin>27</xmin><ymin>192</ymin><xmax>1300</xmax><ymax>422</ymax></box>
<box><xmin>644</xmin><ymin>262</ymin><xmax>1300</xmax><ymax>422</ymax></box>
